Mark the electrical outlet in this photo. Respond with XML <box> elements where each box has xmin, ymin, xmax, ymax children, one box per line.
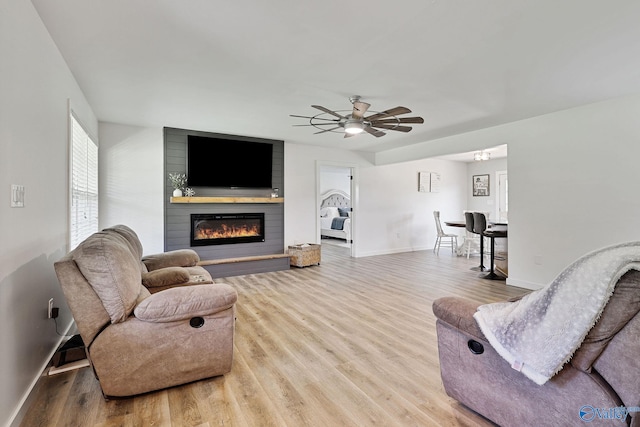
<box><xmin>48</xmin><ymin>298</ymin><xmax>54</xmax><ymax>319</ymax></box>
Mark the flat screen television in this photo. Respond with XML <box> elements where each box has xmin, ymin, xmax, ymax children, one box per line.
<box><xmin>187</xmin><ymin>135</ymin><xmax>273</xmax><ymax>188</ymax></box>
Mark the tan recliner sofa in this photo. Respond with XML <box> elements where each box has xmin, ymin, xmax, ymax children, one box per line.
<box><xmin>433</xmin><ymin>269</ymin><xmax>640</xmax><ymax>427</ymax></box>
<box><xmin>54</xmin><ymin>225</ymin><xmax>237</xmax><ymax>398</ymax></box>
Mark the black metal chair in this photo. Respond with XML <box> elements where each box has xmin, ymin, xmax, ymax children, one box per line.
<box><xmin>481</xmin><ymin>226</ymin><xmax>508</xmax><ymax>280</ymax></box>
<box><xmin>463</xmin><ymin>212</ymin><xmax>480</xmax><ymax>259</ymax></box>
<box><xmin>472</xmin><ymin>212</ymin><xmax>488</xmax><ymax>271</ymax></box>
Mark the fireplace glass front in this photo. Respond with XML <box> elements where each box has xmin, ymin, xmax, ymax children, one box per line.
<box><xmin>191</xmin><ymin>213</ymin><xmax>265</xmax><ymax>246</ymax></box>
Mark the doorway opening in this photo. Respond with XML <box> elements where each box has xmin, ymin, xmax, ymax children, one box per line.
<box><xmin>496</xmin><ymin>170</ymin><xmax>508</xmax><ymax>222</ymax></box>
<box><xmin>317</xmin><ymin>162</ymin><xmax>356</xmax><ymax>257</ymax></box>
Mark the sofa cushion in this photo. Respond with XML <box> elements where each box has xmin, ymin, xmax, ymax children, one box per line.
<box><xmin>73</xmin><ymin>231</ymin><xmax>143</xmax><ymax>323</ymax></box>
<box><xmin>570</xmin><ymin>269</ymin><xmax>640</xmax><ymax>371</ymax></box>
<box><xmin>104</xmin><ymin>224</ymin><xmax>149</xmax><ymax>273</ymax></box>
<box><xmin>142</xmin><ymin>267</ymin><xmax>190</xmax><ymax>289</ymax></box>
<box><xmin>432</xmin><ymin>296</ymin><xmax>486</xmax><ymax>340</ymax></box>
<box><xmin>134</xmin><ymin>284</ymin><xmax>237</xmax><ymax>322</ymax></box>
<box><xmin>104</xmin><ymin>224</ymin><xmax>143</xmax><ymax>259</ymax></box>
<box><xmin>142</xmin><ymin>249</ymin><xmax>199</xmax><ymax>271</ymax></box>
<box><xmin>184</xmin><ymin>266</ymin><xmax>214</xmax><ymax>284</ymax></box>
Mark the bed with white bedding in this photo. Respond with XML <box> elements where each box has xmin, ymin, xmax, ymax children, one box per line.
<box><xmin>320</xmin><ymin>189</ymin><xmax>351</xmax><ymax>242</ymax></box>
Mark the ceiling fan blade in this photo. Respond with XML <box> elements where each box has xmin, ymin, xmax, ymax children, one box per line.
<box><xmin>370</xmin><ymin>124</ymin><xmax>413</xmax><ymax>132</ymax></box>
<box><xmin>293</xmin><ymin>123</ymin><xmax>340</xmax><ymax>127</ymax></box>
<box><xmin>365</xmin><ymin>106</ymin><xmax>412</xmax><ymax>122</ymax></box>
<box><xmin>371</xmin><ymin>116</ymin><xmax>424</xmax><ymax>125</ymax></box>
<box><xmin>351</xmin><ymin>101</ymin><xmax>370</xmax><ymax>119</ymax></box>
<box><xmin>312</xmin><ymin>105</ymin><xmax>346</xmax><ymax>119</ymax></box>
<box><xmin>313</xmin><ymin>126</ymin><xmax>341</xmax><ymax>135</ymax></box>
<box><xmin>290</xmin><ymin>114</ymin><xmax>340</xmax><ymax>122</ymax></box>
<box><xmin>364</xmin><ymin>126</ymin><xmax>386</xmax><ymax>137</ymax></box>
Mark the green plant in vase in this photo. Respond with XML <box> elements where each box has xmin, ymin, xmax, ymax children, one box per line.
<box><xmin>169</xmin><ymin>173</ymin><xmax>187</xmax><ymax>197</ymax></box>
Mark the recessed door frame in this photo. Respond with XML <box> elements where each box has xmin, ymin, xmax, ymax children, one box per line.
<box><xmin>495</xmin><ymin>170</ymin><xmax>508</xmax><ymax>222</ymax></box>
<box><xmin>316</xmin><ymin>160</ymin><xmax>358</xmax><ymax>257</ymax></box>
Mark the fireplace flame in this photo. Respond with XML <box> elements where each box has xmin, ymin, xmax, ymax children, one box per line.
<box><xmin>195</xmin><ymin>223</ymin><xmax>260</xmax><ymax>240</ymax></box>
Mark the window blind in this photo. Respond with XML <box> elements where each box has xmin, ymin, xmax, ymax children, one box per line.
<box><xmin>70</xmin><ymin>114</ymin><xmax>98</xmax><ymax>249</ymax></box>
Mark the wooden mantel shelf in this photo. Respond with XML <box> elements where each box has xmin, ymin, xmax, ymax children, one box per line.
<box><xmin>170</xmin><ymin>196</ymin><xmax>284</xmax><ymax>204</ymax></box>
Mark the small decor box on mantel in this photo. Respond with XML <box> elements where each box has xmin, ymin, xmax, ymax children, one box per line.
<box><xmin>288</xmin><ymin>243</ymin><xmax>321</xmax><ymax>267</ymax></box>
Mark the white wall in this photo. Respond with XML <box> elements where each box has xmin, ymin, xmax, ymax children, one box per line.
<box><xmin>507</xmin><ymin>95</ymin><xmax>640</xmax><ymax>288</ymax></box>
<box><xmin>0</xmin><ymin>1</ymin><xmax>96</xmax><ymax>425</ymax></box>
<box><xmin>284</xmin><ymin>143</ymin><xmax>467</xmax><ymax>257</ymax></box>
<box><xmin>466</xmin><ymin>157</ymin><xmax>508</xmax><ymax>219</ymax></box>
<box><xmin>320</xmin><ymin>166</ymin><xmax>351</xmax><ymax>195</ymax></box>
<box><xmin>376</xmin><ymin>95</ymin><xmax>640</xmax><ymax>289</ymax></box>
<box><xmin>284</xmin><ymin>143</ymin><xmax>371</xmax><ymax>250</ymax></box>
<box><xmin>356</xmin><ymin>158</ymin><xmax>467</xmax><ymax>256</ymax></box>
<box><xmin>98</xmin><ymin>123</ymin><xmax>164</xmax><ymax>254</ymax></box>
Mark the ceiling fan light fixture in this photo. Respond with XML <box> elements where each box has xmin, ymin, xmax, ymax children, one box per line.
<box><xmin>344</xmin><ymin>120</ymin><xmax>364</xmax><ymax>134</ymax></box>
<box><xmin>290</xmin><ymin>97</ymin><xmax>424</xmax><ymax>138</ymax></box>
<box><xmin>474</xmin><ymin>150</ymin><xmax>491</xmax><ymax>161</ymax></box>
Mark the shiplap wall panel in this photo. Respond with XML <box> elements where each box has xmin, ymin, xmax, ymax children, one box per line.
<box><xmin>163</xmin><ymin>127</ymin><xmax>287</xmax><ymax>277</ymax></box>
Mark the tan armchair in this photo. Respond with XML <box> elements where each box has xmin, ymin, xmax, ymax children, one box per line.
<box><xmin>54</xmin><ymin>225</ymin><xmax>237</xmax><ymax>397</ymax></box>
<box><xmin>105</xmin><ymin>224</ymin><xmax>215</xmax><ymax>293</ymax></box>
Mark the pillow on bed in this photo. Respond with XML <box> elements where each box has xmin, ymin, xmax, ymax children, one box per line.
<box><xmin>320</xmin><ymin>207</ymin><xmax>339</xmax><ymax>218</ymax></box>
<box><xmin>338</xmin><ymin>207</ymin><xmax>350</xmax><ymax>217</ymax></box>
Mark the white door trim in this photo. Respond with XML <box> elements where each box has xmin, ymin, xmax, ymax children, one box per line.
<box><xmin>316</xmin><ymin>161</ymin><xmax>358</xmax><ymax>257</ymax></box>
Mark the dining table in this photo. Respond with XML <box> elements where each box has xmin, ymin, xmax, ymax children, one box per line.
<box><xmin>444</xmin><ymin>219</ymin><xmax>508</xmax><ymax>278</ymax></box>
<box><xmin>444</xmin><ymin>220</ymin><xmax>508</xmax><ymax>228</ymax></box>
<box><xmin>444</xmin><ymin>220</ymin><xmax>466</xmax><ymax>228</ymax></box>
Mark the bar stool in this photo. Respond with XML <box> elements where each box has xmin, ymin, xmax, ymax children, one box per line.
<box><xmin>472</xmin><ymin>212</ymin><xmax>488</xmax><ymax>271</ymax></box>
<box><xmin>482</xmin><ymin>227</ymin><xmax>508</xmax><ymax>280</ymax></box>
<box><xmin>463</xmin><ymin>212</ymin><xmax>479</xmax><ymax>259</ymax></box>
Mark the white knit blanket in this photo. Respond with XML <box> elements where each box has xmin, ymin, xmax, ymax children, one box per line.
<box><xmin>473</xmin><ymin>241</ymin><xmax>640</xmax><ymax>385</ymax></box>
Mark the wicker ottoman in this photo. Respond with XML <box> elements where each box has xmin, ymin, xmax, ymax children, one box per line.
<box><xmin>288</xmin><ymin>244</ymin><xmax>321</xmax><ymax>267</ymax></box>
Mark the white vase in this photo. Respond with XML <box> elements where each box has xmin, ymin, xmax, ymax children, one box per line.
<box><xmin>173</xmin><ymin>188</ymin><xmax>183</xmax><ymax>197</ymax></box>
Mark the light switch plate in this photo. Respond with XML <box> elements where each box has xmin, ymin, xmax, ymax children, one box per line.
<box><xmin>11</xmin><ymin>184</ymin><xmax>24</xmax><ymax>208</ymax></box>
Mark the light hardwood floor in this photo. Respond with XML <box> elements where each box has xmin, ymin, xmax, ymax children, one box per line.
<box><xmin>21</xmin><ymin>245</ymin><xmax>527</xmax><ymax>427</ymax></box>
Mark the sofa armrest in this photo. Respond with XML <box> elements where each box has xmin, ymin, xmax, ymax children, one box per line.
<box><xmin>142</xmin><ymin>249</ymin><xmax>200</xmax><ymax>271</ymax></box>
<box><xmin>432</xmin><ymin>297</ymin><xmax>485</xmax><ymax>340</ymax></box>
<box><xmin>134</xmin><ymin>283</ymin><xmax>237</xmax><ymax>323</ymax></box>
<box><xmin>142</xmin><ymin>267</ymin><xmax>190</xmax><ymax>289</ymax></box>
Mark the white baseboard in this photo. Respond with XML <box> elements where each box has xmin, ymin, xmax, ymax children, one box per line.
<box><xmin>8</xmin><ymin>320</ymin><xmax>75</xmax><ymax>427</ymax></box>
<box><xmin>47</xmin><ymin>359</ymin><xmax>90</xmax><ymax>375</ymax></box>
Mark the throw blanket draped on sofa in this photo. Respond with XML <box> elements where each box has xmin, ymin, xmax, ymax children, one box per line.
<box><xmin>474</xmin><ymin>241</ymin><xmax>640</xmax><ymax>385</ymax></box>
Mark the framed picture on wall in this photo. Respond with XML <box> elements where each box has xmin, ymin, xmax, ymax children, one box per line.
<box><xmin>430</xmin><ymin>172</ymin><xmax>441</xmax><ymax>193</ymax></box>
<box><xmin>418</xmin><ymin>171</ymin><xmax>441</xmax><ymax>193</ymax></box>
<box><xmin>418</xmin><ymin>171</ymin><xmax>430</xmax><ymax>192</ymax></box>
<box><xmin>473</xmin><ymin>174</ymin><xmax>490</xmax><ymax>196</ymax></box>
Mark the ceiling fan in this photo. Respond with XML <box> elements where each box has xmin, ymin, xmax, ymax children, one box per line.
<box><xmin>290</xmin><ymin>96</ymin><xmax>424</xmax><ymax>138</ymax></box>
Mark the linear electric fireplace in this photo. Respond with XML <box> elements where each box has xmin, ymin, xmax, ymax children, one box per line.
<box><xmin>191</xmin><ymin>213</ymin><xmax>265</xmax><ymax>246</ymax></box>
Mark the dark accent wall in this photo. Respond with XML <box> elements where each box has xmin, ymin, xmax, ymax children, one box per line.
<box><xmin>164</xmin><ymin>127</ymin><xmax>287</xmax><ymax>277</ymax></box>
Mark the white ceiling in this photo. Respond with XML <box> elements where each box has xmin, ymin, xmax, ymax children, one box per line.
<box><xmin>31</xmin><ymin>0</ymin><xmax>640</xmax><ymax>154</ymax></box>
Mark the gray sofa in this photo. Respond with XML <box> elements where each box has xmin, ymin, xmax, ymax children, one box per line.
<box><xmin>433</xmin><ymin>269</ymin><xmax>640</xmax><ymax>427</ymax></box>
<box><xmin>54</xmin><ymin>225</ymin><xmax>237</xmax><ymax>397</ymax></box>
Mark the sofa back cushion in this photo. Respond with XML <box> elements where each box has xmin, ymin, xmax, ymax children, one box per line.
<box><xmin>571</xmin><ymin>269</ymin><xmax>640</xmax><ymax>371</ymax></box>
<box><xmin>73</xmin><ymin>230</ymin><xmax>144</xmax><ymax>323</ymax></box>
<box><xmin>104</xmin><ymin>224</ymin><xmax>148</xmax><ymax>273</ymax></box>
